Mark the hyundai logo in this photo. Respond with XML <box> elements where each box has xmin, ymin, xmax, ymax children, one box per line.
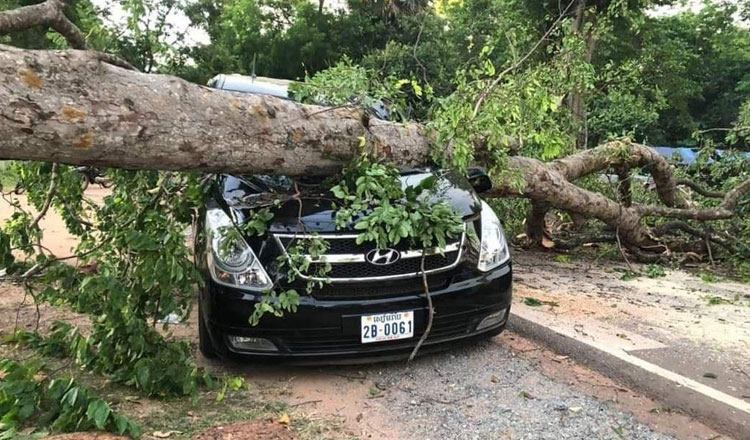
<box><xmin>366</xmin><ymin>248</ymin><xmax>401</xmax><ymax>266</ymax></box>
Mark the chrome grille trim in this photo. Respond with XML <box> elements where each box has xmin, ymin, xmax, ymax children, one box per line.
<box><xmin>283</xmin><ymin>242</ymin><xmax>462</xmax><ymax>263</ymax></box>
<box><xmin>273</xmin><ymin>227</ymin><xmax>465</xmax><ymax>283</ymax></box>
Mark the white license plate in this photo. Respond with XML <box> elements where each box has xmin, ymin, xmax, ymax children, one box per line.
<box><xmin>361</xmin><ymin>311</ymin><xmax>414</xmax><ymax>344</ymax></box>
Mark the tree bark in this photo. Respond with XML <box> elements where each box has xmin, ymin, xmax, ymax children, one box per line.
<box><xmin>566</xmin><ymin>0</ymin><xmax>596</xmax><ymax>149</ymax></box>
<box><xmin>525</xmin><ymin>201</ymin><xmax>550</xmax><ymax>246</ymax></box>
<box><xmin>0</xmin><ymin>0</ymin><xmax>86</xmax><ymax>49</ymax></box>
<box><xmin>1</xmin><ymin>46</ymin><xmax>749</xmax><ymax>260</ymax></box>
<box><xmin>0</xmin><ymin>45</ymin><xmax>429</xmax><ymax>176</ymax></box>
<box><xmin>486</xmin><ymin>142</ymin><xmax>750</xmax><ymax>251</ymax></box>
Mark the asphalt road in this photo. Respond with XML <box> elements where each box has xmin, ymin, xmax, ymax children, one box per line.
<box><xmin>362</xmin><ymin>337</ymin><xmax>686</xmax><ymax>440</ymax></box>
<box><xmin>210</xmin><ymin>327</ymin><xmax>724</xmax><ymax>440</ymax></box>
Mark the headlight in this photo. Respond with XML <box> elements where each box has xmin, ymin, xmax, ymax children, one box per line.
<box><xmin>205</xmin><ymin>208</ymin><xmax>272</xmax><ymax>290</ymax></box>
<box><xmin>477</xmin><ymin>200</ymin><xmax>510</xmax><ymax>271</ymax></box>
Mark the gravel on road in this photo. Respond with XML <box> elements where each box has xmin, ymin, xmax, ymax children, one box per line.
<box><xmin>367</xmin><ymin>337</ymin><xmax>681</xmax><ymax>440</ymax></box>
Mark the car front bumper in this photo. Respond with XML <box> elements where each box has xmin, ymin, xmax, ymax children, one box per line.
<box><xmin>200</xmin><ymin>262</ymin><xmax>512</xmax><ymax>361</ymax></box>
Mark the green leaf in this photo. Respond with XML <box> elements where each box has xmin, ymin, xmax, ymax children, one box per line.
<box><xmin>61</xmin><ymin>387</ymin><xmax>79</xmax><ymax>407</ymax></box>
<box><xmin>134</xmin><ymin>363</ymin><xmax>150</xmax><ymax>390</ymax></box>
<box><xmin>86</xmin><ymin>400</ymin><xmax>111</xmax><ymax>429</ymax></box>
<box><xmin>522</xmin><ymin>297</ymin><xmax>542</xmax><ymax>307</ymax></box>
<box><xmin>124</xmin><ymin>231</ymin><xmax>159</xmax><ymax>251</ymax></box>
<box><xmin>112</xmin><ymin>413</ymin><xmax>129</xmax><ymax>434</ymax></box>
<box><xmin>331</xmin><ymin>186</ymin><xmax>346</xmax><ymax>199</ymax></box>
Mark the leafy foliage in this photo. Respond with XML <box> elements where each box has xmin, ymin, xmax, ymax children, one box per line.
<box><xmin>247</xmin><ymin>154</ymin><xmax>465</xmax><ymax>325</ymax></box>
<box><xmin>3</xmin><ymin>166</ymin><xmax>212</xmax><ymax>398</ymax></box>
<box><xmin>289</xmin><ymin>57</ymin><xmax>429</xmax><ymax>122</ymax></box>
<box><xmin>331</xmin><ymin>156</ymin><xmax>464</xmax><ymax>250</ymax></box>
<box><xmin>429</xmin><ymin>23</ymin><xmax>591</xmax><ymax>176</ymax></box>
<box><xmin>0</xmin><ymin>358</ymin><xmax>139</xmax><ymax>438</ymax></box>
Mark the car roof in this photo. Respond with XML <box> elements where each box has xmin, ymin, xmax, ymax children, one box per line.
<box><xmin>208</xmin><ymin>74</ymin><xmax>290</xmax><ymax>99</ymax></box>
<box><xmin>207</xmin><ymin>73</ymin><xmax>390</xmax><ymax>120</ymax></box>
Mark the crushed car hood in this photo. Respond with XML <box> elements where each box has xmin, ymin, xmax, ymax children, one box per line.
<box><xmin>214</xmin><ymin>170</ymin><xmax>482</xmax><ymax>234</ymax></box>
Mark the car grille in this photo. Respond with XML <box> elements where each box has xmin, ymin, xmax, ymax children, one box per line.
<box><xmin>316</xmin><ymin>251</ymin><xmax>459</xmax><ymax>279</ymax></box>
<box><xmin>305</xmin><ymin>271</ymin><xmax>455</xmax><ymax>300</ymax></box>
<box><xmin>277</xmin><ymin>236</ymin><xmax>415</xmax><ymax>255</ymax></box>
<box><xmin>279</xmin><ymin>311</ymin><xmax>476</xmax><ymax>353</ymax></box>
<box><xmin>273</xmin><ymin>231</ymin><xmax>465</xmax><ymax>284</ymax></box>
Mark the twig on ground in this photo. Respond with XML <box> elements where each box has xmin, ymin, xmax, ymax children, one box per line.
<box><xmin>289</xmin><ymin>399</ymin><xmax>322</xmax><ymax>408</ymax></box>
<box><xmin>615</xmin><ymin>227</ymin><xmax>635</xmax><ymax>273</ymax></box>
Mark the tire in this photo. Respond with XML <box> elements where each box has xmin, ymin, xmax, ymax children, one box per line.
<box><xmin>81</xmin><ymin>177</ymin><xmax>89</xmax><ymax>191</ymax></box>
<box><xmin>484</xmin><ymin>324</ymin><xmax>507</xmax><ymax>338</ymax></box>
<box><xmin>198</xmin><ymin>301</ymin><xmax>217</xmax><ymax>358</ymax></box>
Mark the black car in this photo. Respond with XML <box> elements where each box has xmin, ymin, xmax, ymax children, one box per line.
<box><xmin>194</xmin><ymin>75</ymin><xmax>513</xmax><ymax>361</ymax></box>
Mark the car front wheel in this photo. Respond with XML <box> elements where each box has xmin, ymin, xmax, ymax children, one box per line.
<box><xmin>198</xmin><ymin>301</ymin><xmax>217</xmax><ymax>359</ymax></box>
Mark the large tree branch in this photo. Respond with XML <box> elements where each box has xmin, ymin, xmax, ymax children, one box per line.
<box><xmin>636</xmin><ymin>180</ymin><xmax>750</xmax><ymax>220</ymax></box>
<box><xmin>551</xmin><ymin>140</ymin><xmax>687</xmax><ymax>208</ymax></box>
<box><xmin>1</xmin><ymin>45</ymin><xmax>748</xmax><ymax>262</ymax></box>
<box><xmin>0</xmin><ymin>46</ymin><xmax>428</xmax><ymax>176</ymax></box>
<box><xmin>0</xmin><ymin>0</ymin><xmax>86</xmax><ymax>49</ymax></box>
<box><xmin>488</xmin><ymin>154</ymin><xmax>750</xmax><ymax>252</ymax></box>
<box><xmin>488</xmin><ymin>156</ymin><xmax>649</xmax><ymax>245</ymax></box>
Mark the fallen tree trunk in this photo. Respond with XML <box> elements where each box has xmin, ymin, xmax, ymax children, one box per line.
<box><xmin>486</xmin><ymin>147</ymin><xmax>750</xmax><ymax>253</ymax></box>
<box><xmin>1</xmin><ymin>20</ymin><xmax>749</xmax><ymax>261</ymax></box>
<box><xmin>0</xmin><ymin>45</ymin><xmax>428</xmax><ymax>176</ymax></box>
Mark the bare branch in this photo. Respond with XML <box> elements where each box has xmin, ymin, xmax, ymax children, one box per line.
<box><xmin>637</xmin><ymin>180</ymin><xmax>750</xmax><ymax>220</ymax></box>
<box><xmin>653</xmin><ymin>221</ymin><xmax>737</xmax><ymax>253</ymax></box>
<box><xmin>29</xmin><ymin>163</ymin><xmax>58</xmax><ymax>231</ymax></box>
<box><xmin>696</xmin><ymin>127</ymin><xmax>750</xmax><ymax>134</ymax></box>
<box><xmin>552</xmin><ymin>232</ymin><xmax>616</xmax><ymax>250</ymax></box>
<box><xmin>409</xmin><ymin>252</ymin><xmax>433</xmax><ymax>362</ymax></box>
<box><xmin>676</xmin><ymin>178</ymin><xmax>725</xmax><ymax>199</ymax></box>
<box><xmin>0</xmin><ymin>0</ymin><xmax>86</xmax><ymax>49</ymax></box>
<box><xmin>0</xmin><ymin>1</ymin><xmax>136</xmax><ymax>70</ymax></box>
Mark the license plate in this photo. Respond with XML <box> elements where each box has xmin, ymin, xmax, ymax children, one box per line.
<box><xmin>361</xmin><ymin>311</ymin><xmax>414</xmax><ymax>344</ymax></box>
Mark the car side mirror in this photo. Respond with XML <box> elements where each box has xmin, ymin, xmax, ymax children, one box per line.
<box><xmin>466</xmin><ymin>167</ymin><xmax>492</xmax><ymax>193</ymax></box>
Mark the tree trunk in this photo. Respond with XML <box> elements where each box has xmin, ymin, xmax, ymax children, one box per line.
<box><xmin>0</xmin><ymin>45</ymin><xmax>429</xmax><ymax>176</ymax></box>
<box><xmin>525</xmin><ymin>201</ymin><xmax>550</xmax><ymax>246</ymax></box>
<box><xmin>1</xmin><ymin>46</ymin><xmax>749</xmax><ymax>261</ymax></box>
<box><xmin>566</xmin><ymin>0</ymin><xmax>596</xmax><ymax>149</ymax></box>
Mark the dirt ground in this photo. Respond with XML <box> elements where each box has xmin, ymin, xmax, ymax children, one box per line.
<box><xmin>1</xmin><ymin>190</ymin><xmax>746</xmax><ymax>439</ymax></box>
<box><xmin>0</xmin><ymin>275</ymin><xmax>728</xmax><ymax>440</ymax></box>
<box><xmin>193</xmin><ymin>420</ymin><xmax>296</xmax><ymax>440</ymax></box>
<box><xmin>512</xmin><ymin>250</ymin><xmax>750</xmax><ymax>404</ymax></box>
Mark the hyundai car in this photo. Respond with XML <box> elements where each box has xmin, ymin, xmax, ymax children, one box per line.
<box><xmin>194</xmin><ymin>75</ymin><xmax>513</xmax><ymax>361</ymax></box>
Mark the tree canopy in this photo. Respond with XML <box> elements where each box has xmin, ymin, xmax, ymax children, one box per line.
<box><xmin>0</xmin><ymin>0</ymin><xmax>749</xmax><ymax>436</ymax></box>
